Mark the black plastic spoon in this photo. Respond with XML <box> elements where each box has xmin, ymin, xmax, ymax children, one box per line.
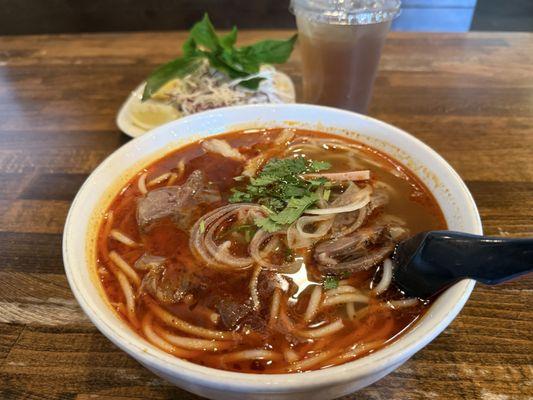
<box><xmin>392</xmin><ymin>231</ymin><xmax>533</xmax><ymax>299</ymax></box>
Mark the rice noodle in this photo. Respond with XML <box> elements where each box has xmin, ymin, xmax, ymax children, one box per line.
<box><xmin>154</xmin><ymin>325</ymin><xmax>234</xmax><ymax>351</ymax></box>
<box><xmin>286</xmin><ymin>349</ymin><xmax>338</xmax><ymax>372</ymax></box>
<box><xmin>386</xmin><ymin>298</ymin><xmax>419</xmax><ymax>309</ymax></box>
<box><xmin>372</xmin><ymin>259</ymin><xmax>393</xmax><ymax>296</ymax></box>
<box><xmin>296</xmin><ymin>319</ymin><xmax>344</xmax><ymax>338</ymax></box>
<box><xmin>176</xmin><ymin>160</ymin><xmax>186</xmax><ymax>180</ymax></box>
<box><xmin>242</xmin><ymin>154</ymin><xmax>266</xmax><ymax>177</ymax></box>
<box><xmin>202</xmin><ymin>139</ymin><xmax>245</xmax><ymax>161</ymax></box>
<box><xmin>166</xmin><ymin>172</ymin><xmax>178</xmax><ymax>186</ymax></box>
<box><xmin>304</xmin><ymin>186</ymin><xmax>371</xmax><ymax>215</ymax></box>
<box><xmin>219</xmin><ymin>349</ymin><xmax>282</xmax><ymax>363</ymax></box>
<box><xmin>109</xmin><ymin>251</ymin><xmax>141</xmax><ymax>287</ymax></box>
<box><xmin>115</xmin><ymin>270</ymin><xmax>139</xmax><ymax>328</ymax></box>
<box><xmin>109</xmin><ymin>229</ymin><xmax>139</xmax><ymax>247</ymax></box>
<box><xmin>303</xmin><ymin>285</ymin><xmax>322</xmax><ymax>323</ymax></box>
<box><xmin>346</xmin><ymin>302</ymin><xmax>357</xmax><ymax>320</ymax></box>
<box><xmin>278</xmin><ymin>303</ymin><xmax>296</xmax><ymax>332</ymax></box>
<box><xmin>142</xmin><ymin>313</ymin><xmax>200</xmax><ymax>358</ymax></box>
<box><xmin>249</xmin><ymin>265</ymin><xmax>262</xmax><ymax>311</ymax></box>
<box><xmin>322</xmin><ymin>341</ymin><xmax>382</xmax><ymax>367</ymax></box>
<box><xmin>274</xmin><ymin>129</ymin><xmax>295</xmax><ymax>145</ymax></box>
<box><xmin>269</xmin><ymin>288</ymin><xmax>282</xmax><ymax>326</ymax></box>
<box><xmin>283</xmin><ymin>348</ymin><xmax>300</xmax><ymax>363</ymax></box>
<box><xmin>325</xmin><ymin>285</ymin><xmax>359</xmax><ymax>296</ymax></box>
<box><xmin>192</xmin><ymin>304</ymin><xmax>221</xmax><ymax>325</ymax></box>
<box><xmin>322</xmin><ymin>293</ymin><xmax>369</xmax><ymax>308</ymax></box>
<box><xmin>147</xmin><ymin>172</ymin><xmax>173</xmax><ymax>187</ymax></box>
<box><xmin>101</xmin><ymin>210</ymin><xmax>114</xmax><ymax>262</ymax></box>
<box><xmin>110</xmin><ymin>301</ymin><xmax>126</xmax><ymax>315</ymax></box>
<box><xmin>146</xmin><ymin>297</ymin><xmax>240</xmax><ymax>340</ymax></box>
<box><xmin>138</xmin><ymin>172</ymin><xmax>148</xmax><ymax>194</ymax></box>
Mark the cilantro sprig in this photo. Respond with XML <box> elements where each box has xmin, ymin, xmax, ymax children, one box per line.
<box><xmin>229</xmin><ymin>157</ymin><xmax>331</xmax><ymax>232</ymax></box>
<box><xmin>323</xmin><ymin>276</ymin><xmax>340</xmax><ymax>290</ymax></box>
<box><xmin>142</xmin><ymin>14</ymin><xmax>297</xmax><ymax>101</ymax></box>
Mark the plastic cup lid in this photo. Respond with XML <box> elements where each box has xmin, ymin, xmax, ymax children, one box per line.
<box><xmin>291</xmin><ymin>0</ymin><xmax>401</xmax><ymax>25</ymax></box>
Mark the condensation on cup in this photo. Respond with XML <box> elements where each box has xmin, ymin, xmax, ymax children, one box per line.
<box><xmin>291</xmin><ymin>0</ymin><xmax>401</xmax><ymax>114</ymax></box>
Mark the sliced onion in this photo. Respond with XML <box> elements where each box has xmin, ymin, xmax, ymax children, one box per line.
<box><xmin>190</xmin><ymin>203</ymin><xmax>267</xmax><ymax>270</ymax></box>
<box><xmin>287</xmin><ymin>215</ymin><xmax>334</xmax><ymax>249</ymax></box>
<box><xmin>305</xmin><ymin>186</ymin><xmax>372</xmax><ymax>215</ymax></box>
<box><xmin>371</xmin><ymin>258</ymin><xmax>393</xmax><ymax>296</ymax></box>
<box><xmin>249</xmin><ymin>229</ymin><xmax>290</xmax><ymax>271</ymax></box>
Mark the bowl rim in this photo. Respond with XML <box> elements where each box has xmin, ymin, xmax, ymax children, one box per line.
<box><xmin>64</xmin><ymin>103</ymin><xmax>481</xmax><ymax>392</ymax></box>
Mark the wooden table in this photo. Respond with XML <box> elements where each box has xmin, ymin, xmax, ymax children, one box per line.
<box><xmin>0</xmin><ymin>30</ymin><xmax>531</xmax><ymax>400</ymax></box>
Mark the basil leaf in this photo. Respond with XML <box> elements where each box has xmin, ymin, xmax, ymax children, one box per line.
<box><xmin>182</xmin><ymin>37</ymin><xmax>198</xmax><ymax>57</ymax></box>
<box><xmin>205</xmin><ymin>53</ymin><xmax>247</xmax><ymax>79</ymax></box>
<box><xmin>239</xmin><ymin>34</ymin><xmax>297</xmax><ymax>64</ymax></box>
<box><xmin>142</xmin><ymin>57</ymin><xmax>202</xmax><ymax>101</ymax></box>
<box><xmin>142</xmin><ymin>14</ymin><xmax>297</xmax><ymax>100</ymax></box>
<box><xmin>190</xmin><ymin>14</ymin><xmax>220</xmax><ymax>52</ymax></box>
<box><xmin>220</xmin><ymin>26</ymin><xmax>238</xmax><ymax>50</ymax></box>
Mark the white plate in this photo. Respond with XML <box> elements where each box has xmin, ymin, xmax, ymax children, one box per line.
<box><xmin>117</xmin><ymin>71</ymin><xmax>296</xmax><ymax>138</ymax></box>
<box><xmin>116</xmin><ymin>82</ymin><xmax>148</xmax><ymax>138</ymax></box>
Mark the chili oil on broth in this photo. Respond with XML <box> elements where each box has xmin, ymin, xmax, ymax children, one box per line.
<box><xmin>95</xmin><ymin>128</ymin><xmax>446</xmax><ymax>374</ymax></box>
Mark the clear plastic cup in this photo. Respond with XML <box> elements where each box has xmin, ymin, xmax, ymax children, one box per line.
<box><xmin>291</xmin><ymin>0</ymin><xmax>401</xmax><ymax>113</ymax></box>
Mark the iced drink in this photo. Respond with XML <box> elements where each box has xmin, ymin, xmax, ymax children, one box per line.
<box><xmin>292</xmin><ymin>0</ymin><xmax>400</xmax><ymax>114</ymax></box>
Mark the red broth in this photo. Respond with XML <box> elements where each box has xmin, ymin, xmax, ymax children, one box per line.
<box><xmin>96</xmin><ymin>128</ymin><xmax>446</xmax><ymax>373</ymax></box>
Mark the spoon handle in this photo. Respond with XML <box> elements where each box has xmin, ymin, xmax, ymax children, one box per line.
<box><xmin>399</xmin><ymin>231</ymin><xmax>533</xmax><ymax>285</ymax></box>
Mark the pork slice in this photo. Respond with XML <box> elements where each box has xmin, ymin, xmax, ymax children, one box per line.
<box><xmin>137</xmin><ymin>170</ymin><xmax>221</xmax><ymax>231</ymax></box>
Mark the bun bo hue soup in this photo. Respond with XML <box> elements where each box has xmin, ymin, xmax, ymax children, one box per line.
<box><xmin>96</xmin><ymin>128</ymin><xmax>446</xmax><ymax>373</ymax></box>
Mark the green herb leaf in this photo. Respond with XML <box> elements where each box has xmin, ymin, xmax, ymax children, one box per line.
<box><xmin>239</xmin><ymin>35</ymin><xmax>297</xmax><ymax>64</ymax></box>
<box><xmin>220</xmin><ymin>26</ymin><xmax>238</xmax><ymax>50</ymax></box>
<box><xmin>261</xmin><ymin>157</ymin><xmax>308</xmax><ymax>177</ymax></box>
<box><xmin>220</xmin><ymin>223</ymin><xmax>257</xmax><ymax>241</ymax></box>
<box><xmin>255</xmin><ymin>216</ymin><xmax>283</xmax><ymax>233</ymax></box>
<box><xmin>182</xmin><ymin>37</ymin><xmax>198</xmax><ymax>57</ymax></box>
<box><xmin>306</xmin><ymin>177</ymin><xmax>328</xmax><ymax>187</ymax></box>
<box><xmin>142</xmin><ymin>57</ymin><xmax>202</xmax><ymax>101</ymax></box>
<box><xmin>310</xmin><ymin>160</ymin><xmax>331</xmax><ymax>172</ymax></box>
<box><xmin>190</xmin><ymin>13</ymin><xmax>220</xmax><ymax>52</ymax></box>
<box><xmin>266</xmin><ymin>194</ymin><xmax>318</xmax><ymax>226</ymax></box>
<box><xmin>142</xmin><ymin>14</ymin><xmax>296</xmax><ymax>100</ymax></box>
<box><xmin>230</xmin><ymin>157</ymin><xmax>332</xmax><ymax>232</ymax></box>
<box><xmin>228</xmin><ymin>188</ymin><xmax>254</xmax><ymax>203</ymax></box>
<box><xmin>323</xmin><ymin>276</ymin><xmax>339</xmax><ymax>290</ymax></box>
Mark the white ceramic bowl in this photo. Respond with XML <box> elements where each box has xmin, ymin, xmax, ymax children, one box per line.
<box><xmin>64</xmin><ymin>104</ymin><xmax>482</xmax><ymax>400</ymax></box>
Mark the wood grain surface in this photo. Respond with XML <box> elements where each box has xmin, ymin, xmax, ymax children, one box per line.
<box><xmin>0</xmin><ymin>31</ymin><xmax>532</xmax><ymax>400</ymax></box>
